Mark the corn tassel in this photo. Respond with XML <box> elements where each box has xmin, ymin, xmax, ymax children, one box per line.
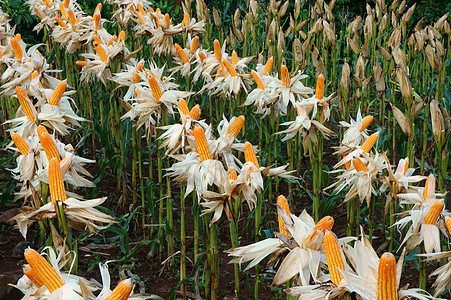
<box><xmin>183</xmin><ymin>12</ymin><xmax>190</xmax><ymax>26</ymax></box>
<box><xmin>10</xmin><ymin>37</ymin><xmax>23</xmax><ymax>60</ymax></box>
<box><xmin>277</xmin><ymin>195</ymin><xmax>291</xmax><ymax>235</ymax></box>
<box><xmin>178</xmin><ymin>99</ymin><xmax>190</xmax><ymax>115</ymax></box>
<box><xmin>264</xmin><ymin>57</ymin><xmax>273</xmax><ymax>75</ymax></box>
<box><xmin>323</xmin><ymin>231</ymin><xmax>345</xmax><ymax>286</ymax></box>
<box><xmin>226</xmin><ymin>115</ymin><xmax>245</xmax><ymax>140</ymax></box>
<box><xmin>424</xmin><ymin>200</ymin><xmax>444</xmax><ymax>225</ymax></box>
<box><xmin>48</xmin><ymin>80</ymin><xmax>67</xmax><ymax>106</ymax></box>
<box><xmin>11</xmin><ymin>133</ymin><xmax>29</xmax><ymax>155</ymax></box>
<box><xmin>93</xmin><ymin>13</ymin><xmax>100</xmax><ymax>31</ymax></box>
<box><xmin>377</xmin><ymin>252</ymin><xmax>398</xmax><ymax>300</ymax></box>
<box><xmin>223</xmin><ymin>59</ymin><xmax>238</xmax><ymax>77</ymax></box>
<box><xmin>76</xmin><ymin>61</ymin><xmax>88</xmax><ymax>67</ymax></box>
<box><xmin>175</xmin><ymin>43</ymin><xmax>189</xmax><ymax>63</ymax></box>
<box><xmin>193</xmin><ymin>127</ymin><xmax>212</xmax><ymax>162</ymax></box>
<box><xmin>214</xmin><ymin>39</ymin><xmax>221</xmax><ymax>61</ymax></box>
<box><xmin>15</xmin><ymin>87</ymin><xmax>35</xmax><ymax>122</ymax></box>
<box><xmin>281</xmin><ymin>65</ymin><xmax>290</xmax><ymax>87</ymax></box>
<box><xmin>95</xmin><ymin>44</ymin><xmax>108</xmax><ymax>62</ymax></box>
<box><xmin>423</xmin><ymin>174</ymin><xmax>435</xmax><ymax>200</ymax></box>
<box><xmin>49</xmin><ymin>157</ymin><xmax>66</xmax><ymax>203</ymax></box>
<box><xmin>24</xmin><ymin>248</ymin><xmax>64</xmax><ymax>293</ymax></box>
<box><xmin>360</xmin><ymin>115</ymin><xmax>373</xmax><ymax>132</ymax></box>
<box><xmin>106</xmin><ymin>278</ymin><xmax>133</xmax><ymax>300</ymax></box>
<box><xmin>360</xmin><ymin>132</ymin><xmax>378</xmax><ymax>153</ymax></box>
<box><xmin>353</xmin><ymin>158</ymin><xmax>369</xmax><ymax>172</ymax></box>
<box><xmin>445</xmin><ymin>216</ymin><xmax>451</xmax><ymax>235</ymax></box>
<box><xmin>37</xmin><ymin>126</ymin><xmax>61</xmax><ymax>162</ymax></box>
<box><xmin>251</xmin><ymin>71</ymin><xmax>265</xmax><ymax>89</ymax></box>
<box><xmin>190</xmin><ymin>36</ymin><xmax>199</xmax><ymax>53</ymax></box>
<box><xmin>305</xmin><ymin>216</ymin><xmax>335</xmax><ymax>244</ymax></box>
<box><xmin>227</xmin><ymin>168</ymin><xmax>237</xmax><ymax>180</ymax></box>
<box><xmin>189</xmin><ymin>106</ymin><xmax>200</xmax><ymax>120</ymax></box>
<box><xmin>23</xmin><ymin>264</ymin><xmax>44</xmax><ymax>288</ymax></box>
<box><xmin>244</xmin><ymin>142</ymin><xmax>259</xmax><ymax>168</ymax></box>
<box><xmin>148</xmin><ymin>76</ymin><xmax>162</xmax><ymax>101</ymax></box>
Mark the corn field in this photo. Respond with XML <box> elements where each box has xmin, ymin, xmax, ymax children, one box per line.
<box><xmin>0</xmin><ymin>0</ymin><xmax>450</xmax><ymax>299</ymax></box>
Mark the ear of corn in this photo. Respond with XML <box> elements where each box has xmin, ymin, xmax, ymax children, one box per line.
<box><xmin>277</xmin><ymin>195</ymin><xmax>291</xmax><ymax>235</ymax></box>
<box><xmin>251</xmin><ymin>71</ymin><xmax>265</xmax><ymax>90</ymax></box>
<box><xmin>59</xmin><ymin>3</ymin><xmax>67</xmax><ymax>19</ymax></box>
<box><xmin>281</xmin><ymin>65</ymin><xmax>290</xmax><ymax>87</ymax></box>
<box><xmin>94</xmin><ymin>3</ymin><xmax>102</xmax><ymax>14</ymax></box>
<box><xmin>424</xmin><ymin>200</ymin><xmax>444</xmax><ymax>225</ymax></box>
<box><xmin>183</xmin><ymin>12</ymin><xmax>190</xmax><ymax>26</ymax></box>
<box><xmin>305</xmin><ymin>216</ymin><xmax>335</xmax><ymax>244</ymax></box>
<box><xmin>402</xmin><ymin>157</ymin><xmax>409</xmax><ymax>175</ymax></box>
<box><xmin>55</xmin><ymin>16</ymin><xmax>66</xmax><ymax>27</ymax></box>
<box><xmin>43</xmin><ymin>0</ymin><xmax>53</xmax><ymax>7</ymax></box>
<box><xmin>227</xmin><ymin>168</ymin><xmax>237</xmax><ymax>180</ymax></box>
<box><xmin>95</xmin><ymin>44</ymin><xmax>108</xmax><ymax>62</ymax></box>
<box><xmin>11</xmin><ymin>37</ymin><xmax>23</xmax><ymax>60</ymax></box>
<box><xmin>68</xmin><ymin>9</ymin><xmax>76</xmax><ymax>29</ymax></box>
<box><xmin>264</xmin><ymin>57</ymin><xmax>273</xmax><ymax>75</ymax></box>
<box><xmin>190</xmin><ymin>36</ymin><xmax>199</xmax><ymax>53</ymax></box>
<box><xmin>178</xmin><ymin>99</ymin><xmax>190</xmax><ymax>115</ymax></box>
<box><xmin>353</xmin><ymin>158</ymin><xmax>369</xmax><ymax>172</ymax></box>
<box><xmin>24</xmin><ymin>248</ymin><xmax>64</xmax><ymax>293</ymax></box>
<box><xmin>223</xmin><ymin>59</ymin><xmax>238</xmax><ymax>77</ymax></box>
<box><xmin>148</xmin><ymin>76</ymin><xmax>162</xmax><ymax>101</ymax></box>
<box><xmin>119</xmin><ymin>31</ymin><xmax>126</xmax><ymax>41</ymax></box>
<box><xmin>175</xmin><ymin>43</ymin><xmax>189</xmax><ymax>63</ymax></box>
<box><xmin>49</xmin><ymin>157</ymin><xmax>66</xmax><ymax>204</ymax></box>
<box><xmin>360</xmin><ymin>132</ymin><xmax>378</xmax><ymax>153</ymax></box>
<box><xmin>189</xmin><ymin>106</ymin><xmax>200</xmax><ymax>120</ymax></box>
<box><xmin>323</xmin><ymin>231</ymin><xmax>345</xmax><ymax>286</ymax></box>
<box><xmin>360</xmin><ymin>115</ymin><xmax>373</xmax><ymax>132</ymax></box>
<box><xmin>377</xmin><ymin>252</ymin><xmax>398</xmax><ymax>300</ymax></box>
<box><xmin>136</xmin><ymin>12</ymin><xmax>145</xmax><ymax>24</ymax></box>
<box><xmin>244</xmin><ymin>142</ymin><xmax>259</xmax><ymax>168</ymax></box>
<box><xmin>23</xmin><ymin>264</ymin><xmax>44</xmax><ymax>288</ymax></box>
<box><xmin>37</xmin><ymin>126</ymin><xmax>61</xmax><ymax>162</ymax></box>
<box><xmin>315</xmin><ymin>74</ymin><xmax>325</xmax><ymax>99</ymax></box>
<box><xmin>423</xmin><ymin>174</ymin><xmax>435</xmax><ymax>200</ymax></box>
<box><xmin>11</xmin><ymin>133</ymin><xmax>29</xmax><ymax>155</ymax></box>
<box><xmin>214</xmin><ymin>39</ymin><xmax>221</xmax><ymax>61</ymax></box>
<box><xmin>226</xmin><ymin>115</ymin><xmax>245</xmax><ymax>140</ymax></box>
<box><xmin>15</xmin><ymin>87</ymin><xmax>35</xmax><ymax>122</ymax></box>
<box><xmin>445</xmin><ymin>216</ymin><xmax>451</xmax><ymax>235</ymax></box>
<box><xmin>76</xmin><ymin>61</ymin><xmax>88</xmax><ymax>67</ymax></box>
<box><xmin>193</xmin><ymin>127</ymin><xmax>212</xmax><ymax>162</ymax></box>
<box><xmin>35</xmin><ymin>7</ymin><xmax>45</xmax><ymax>19</ymax></box>
<box><xmin>60</xmin><ymin>156</ymin><xmax>73</xmax><ymax>176</ymax></box>
<box><xmin>232</xmin><ymin>51</ymin><xmax>238</xmax><ymax>64</ymax></box>
<box><xmin>164</xmin><ymin>13</ymin><xmax>171</xmax><ymax>26</ymax></box>
<box><xmin>48</xmin><ymin>80</ymin><xmax>67</xmax><ymax>106</ymax></box>
<box><xmin>93</xmin><ymin>13</ymin><xmax>100</xmax><ymax>31</ymax></box>
<box><xmin>106</xmin><ymin>278</ymin><xmax>133</xmax><ymax>300</ymax></box>
<box><xmin>137</xmin><ymin>4</ymin><xmax>145</xmax><ymax>16</ymax></box>
<box><xmin>198</xmin><ymin>51</ymin><xmax>207</xmax><ymax>62</ymax></box>
<box><xmin>341</xmin><ymin>154</ymin><xmax>351</xmax><ymax>170</ymax></box>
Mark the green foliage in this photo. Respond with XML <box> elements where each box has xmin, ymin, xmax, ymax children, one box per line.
<box><xmin>0</xmin><ymin>0</ymin><xmax>41</xmax><ymax>44</ymax></box>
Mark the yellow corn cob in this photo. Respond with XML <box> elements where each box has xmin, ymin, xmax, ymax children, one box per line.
<box><xmin>178</xmin><ymin>99</ymin><xmax>190</xmax><ymax>115</ymax></box>
<box><xmin>135</xmin><ymin>88</ymin><xmax>140</xmax><ymax>96</ymax></box>
<box><xmin>92</xmin><ymin>35</ymin><xmax>102</xmax><ymax>44</ymax></box>
<box><xmin>23</xmin><ymin>264</ymin><xmax>44</xmax><ymax>288</ymax></box>
<box><xmin>445</xmin><ymin>216</ymin><xmax>451</xmax><ymax>235</ymax></box>
<box><xmin>227</xmin><ymin>168</ymin><xmax>237</xmax><ymax>180</ymax></box>
<box><xmin>149</xmin><ymin>7</ymin><xmax>154</xmax><ymax>13</ymax></box>
<box><xmin>198</xmin><ymin>51</ymin><xmax>207</xmax><ymax>62</ymax></box>
<box><xmin>323</xmin><ymin>231</ymin><xmax>345</xmax><ymax>286</ymax></box>
<box><xmin>119</xmin><ymin>31</ymin><xmax>126</xmax><ymax>41</ymax></box>
<box><xmin>226</xmin><ymin>115</ymin><xmax>245</xmax><ymax>140</ymax></box>
<box><xmin>251</xmin><ymin>71</ymin><xmax>265</xmax><ymax>90</ymax></box>
<box><xmin>341</xmin><ymin>155</ymin><xmax>351</xmax><ymax>170</ymax></box>
<box><xmin>15</xmin><ymin>87</ymin><xmax>35</xmax><ymax>122</ymax></box>
<box><xmin>136</xmin><ymin>11</ymin><xmax>145</xmax><ymax>24</ymax></box>
<box><xmin>32</xmin><ymin>70</ymin><xmax>43</xmax><ymax>89</ymax></box>
<box><xmin>359</xmin><ymin>115</ymin><xmax>373</xmax><ymax>132</ymax></box>
<box><xmin>402</xmin><ymin>157</ymin><xmax>409</xmax><ymax>175</ymax></box>
<box><xmin>183</xmin><ymin>12</ymin><xmax>190</xmax><ymax>26</ymax></box>
<box><xmin>190</xmin><ymin>106</ymin><xmax>200</xmax><ymax>121</ymax></box>
<box><xmin>48</xmin><ymin>80</ymin><xmax>67</xmax><ymax>106</ymax></box>
<box><xmin>315</xmin><ymin>74</ymin><xmax>325</xmax><ymax>99</ymax></box>
<box><xmin>11</xmin><ymin>133</ymin><xmax>29</xmax><ymax>155</ymax></box>
<box><xmin>175</xmin><ymin>43</ymin><xmax>189</xmax><ymax>63</ymax></box>
<box><xmin>95</xmin><ymin>44</ymin><xmax>108</xmax><ymax>62</ymax></box>
<box><xmin>232</xmin><ymin>51</ymin><xmax>238</xmax><ymax>65</ymax></box>
<box><xmin>223</xmin><ymin>59</ymin><xmax>238</xmax><ymax>77</ymax></box>
<box><xmin>59</xmin><ymin>3</ymin><xmax>67</xmax><ymax>19</ymax></box>
<box><xmin>15</xmin><ymin>34</ymin><xmax>21</xmax><ymax>40</ymax></box>
<box><xmin>190</xmin><ymin>36</ymin><xmax>199</xmax><ymax>53</ymax></box>
<box><xmin>24</xmin><ymin>248</ymin><xmax>64</xmax><ymax>293</ymax></box>
<box><xmin>106</xmin><ymin>278</ymin><xmax>133</xmax><ymax>300</ymax></box>
<box><xmin>193</xmin><ymin>127</ymin><xmax>212</xmax><ymax>162</ymax></box>
<box><xmin>93</xmin><ymin>13</ymin><xmax>100</xmax><ymax>31</ymax></box>
<box><xmin>281</xmin><ymin>65</ymin><xmax>290</xmax><ymax>87</ymax></box>
<box><xmin>68</xmin><ymin>9</ymin><xmax>76</xmax><ymax>29</ymax></box>
<box><xmin>164</xmin><ymin>13</ymin><xmax>171</xmax><ymax>27</ymax></box>
<box><xmin>353</xmin><ymin>158</ymin><xmax>369</xmax><ymax>172</ymax></box>
<box><xmin>49</xmin><ymin>157</ymin><xmax>66</xmax><ymax>203</ymax></box>
<box><xmin>137</xmin><ymin>4</ymin><xmax>145</xmax><ymax>16</ymax></box>
<box><xmin>95</xmin><ymin>3</ymin><xmax>102</xmax><ymax>14</ymax></box>
<box><xmin>11</xmin><ymin>37</ymin><xmax>23</xmax><ymax>60</ymax></box>
<box><xmin>305</xmin><ymin>216</ymin><xmax>335</xmax><ymax>244</ymax></box>
<box><xmin>423</xmin><ymin>174</ymin><xmax>435</xmax><ymax>200</ymax></box>
<box><xmin>63</xmin><ymin>0</ymin><xmax>69</xmax><ymax>8</ymax></box>
<box><xmin>35</xmin><ymin>7</ymin><xmax>45</xmax><ymax>19</ymax></box>
<box><xmin>244</xmin><ymin>142</ymin><xmax>259</xmax><ymax>168</ymax></box>
<box><xmin>37</xmin><ymin>126</ymin><xmax>61</xmax><ymax>162</ymax></box>
<box><xmin>277</xmin><ymin>195</ymin><xmax>291</xmax><ymax>235</ymax></box>
<box><xmin>54</xmin><ymin>16</ymin><xmax>66</xmax><ymax>27</ymax></box>
<box><xmin>107</xmin><ymin>39</ymin><xmax>113</xmax><ymax>47</ymax></box>
<box><xmin>42</xmin><ymin>0</ymin><xmax>52</xmax><ymax>8</ymax></box>
<box><xmin>111</xmin><ymin>35</ymin><xmax>118</xmax><ymax>43</ymax></box>
<box><xmin>214</xmin><ymin>39</ymin><xmax>221</xmax><ymax>61</ymax></box>
<box><xmin>424</xmin><ymin>200</ymin><xmax>444</xmax><ymax>225</ymax></box>
<box><xmin>377</xmin><ymin>252</ymin><xmax>398</xmax><ymax>300</ymax></box>
<box><xmin>76</xmin><ymin>61</ymin><xmax>88</xmax><ymax>67</ymax></box>
<box><xmin>60</xmin><ymin>155</ymin><xmax>73</xmax><ymax>176</ymax></box>
<box><xmin>360</xmin><ymin>132</ymin><xmax>378</xmax><ymax>153</ymax></box>
<box><xmin>264</xmin><ymin>57</ymin><xmax>273</xmax><ymax>75</ymax></box>
<box><xmin>148</xmin><ymin>76</ymin><xmax>162</xmax><ymax>101</ymax></box>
